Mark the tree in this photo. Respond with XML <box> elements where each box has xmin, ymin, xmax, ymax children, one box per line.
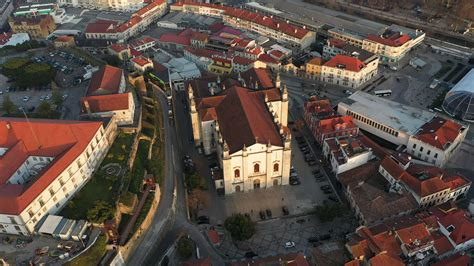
<box><xmin>185</xmin><ymin>172</ymin><xmax>206</xmax><ymax>190</ymax></box>
<box><xmin>1</xmin><ymin>95</ymin><xmax>16</xmax><ymax>115</ymax></box>
<box><xmin>20</xmin><ymin>63</ymin><xmax>55</xmax><ymax>87</ymax></box>
<box><xmin>224</xmin><ymin>213</ymin><xmax>256</xmax><ymax>241</ymax></box>
<box><xmin>36</xmin><ymin>101</ymin><xmax>52</xmax><ymax>118</ymax></box>
<box><xmin>177</xmin><ymin>237</ymin><xmax>194</xmax><ymax>259</ymax></box>
<box><xmin>103</xmin><ymin>55</ymin><xmax>120</xmax><ymax>67</ymax></box>
<box><xmin>315</xmin><ymin>204</ymin><xmax>344</xmax><ymax>223</ymax></box>
<box><xmin>1</xmin><ymin>58</ymin><xmax>29</xmax><ymax>77</ymax></box>
<box><xmin>87</xmin><ymin>200</ymin><xmax>114</xmax><ymax>224</ymax></box>
<box><xmin>52</xmin><ymin>91</ymin><xmax>64</xmax><ymax>107</ymax></box>
<box><xmin>187</xmin><ymin>189</ymin><xmax>210</xmax><ymax>220</ymax></box>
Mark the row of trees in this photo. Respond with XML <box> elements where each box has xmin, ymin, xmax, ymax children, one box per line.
<box><xmin>2</xmin><ymin>58</ymin><xmax>55</xmax><ymax>88</ymax></box>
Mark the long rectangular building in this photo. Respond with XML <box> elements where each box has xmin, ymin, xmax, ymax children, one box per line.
<box><xmin>0</xmin><ymin>118</ymin><xmax>117</xmax><ymax>235</ymax></box>
<box><xmin>338</xmin><ymin>92</ymin><xmax>467</xmax><ymax>167</ymax></box>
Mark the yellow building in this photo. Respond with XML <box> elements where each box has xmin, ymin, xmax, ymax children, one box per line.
<box><xmin>306</xmin><ymin>57</ymin><xmax>323</xmax><ymax>79</ymax></box>
<box><xmin>208</xmin><ymin>56</ymin><xmax>232</xmax><ymax>74</ymax></box>
<box><xmin>9</xmin><ymin>15</ymin><xmax>56</xmax><ymax>39</ymax></box>
<box><xmin>53</xmin><ymin>36</ymin><xmax>75</xmax><ymax>48</ymax></box>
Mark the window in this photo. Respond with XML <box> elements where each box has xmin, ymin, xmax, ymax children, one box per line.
<box><xmin>420</xmin><ymin>147</ymin><xmax>424</xmax><ymax>152</ymax></box>
<box><xmin>273</xmin><ymin>163</ymin><xmax>279</xmax><ymax>172</ymax></box>
<box><xmin>53</xmin><ymin>196</ymin><xmax>57</xmax><ymax>202</ymax></box>
<box><xmin>427</xmin><ymin>150</ymin><xmax>431</xmax><ymax>155</ymax></box>
<box><xmin>434</xmin><ymin>153</ymin><xmax>438</xmax><ymax>158</ymax></box>
<box><xmin>234</xmin><ymin>169</ymin><xmax>240</xmax><ymax>178</ymax></box>
<box><xmin>39</xmin><ymin>199</ymin><xmax>45</xmax><ymax>207</ymax></box>
<box><xmin>254</xmin><ymin>163</ymin><xmax>260</xmax><ymax>173</ymax></box>
<box><xmin>28</xmin><ymin>209</ymin><xmax>34</xmax><ymax>218</ymax></box>
<box><xmin>9</xmin><ymin>217</ymin><xmax>17</xmax><ymax>224</ymax></box>
<box><xmin>49</xmin><ymin>188</ymin><xmax>54</xmax><ymax>196</ymax></box>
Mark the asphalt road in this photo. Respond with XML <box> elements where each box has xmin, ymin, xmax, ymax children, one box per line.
<box><xmin>127</xmin><ymin>88</ymin><xmax>224</xmax><ymax>265</ymax></box>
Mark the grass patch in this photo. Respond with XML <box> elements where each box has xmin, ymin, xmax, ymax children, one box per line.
<box><xmin>434</xmin><ymin>62</ymin><xmax>453</xmax><ymax>79</ymax></box>
<box><xmin>128</xmin><ymin>140</ymin><xmax>151</xmax><ymax>194</ymax></box>
<box><xmin>60</xmin><ymin>132</ymin><xmax>135</xmax><ymax>220</ymax></box>
<box><xmin>65</xmin><ymin>234</ymin><xmax>107</xmax><ymax>266</ymax></box>
<box><xmin>443</xmin><ymin>63</ymin><xmax>465</xmax><ymax>82</ymax></box>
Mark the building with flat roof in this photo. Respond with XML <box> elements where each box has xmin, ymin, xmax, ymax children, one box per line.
<box><xmin>338</xmin><ymin>91</ymin><xmax>435</xmax><ymax>146</ymax></box>
<box><xmin>0</xmin><ymin>118</ymin><xmax>116</xmax><ymax>235</ymax></box>
<box><xmin>443</xmin><ymin>69</ymin><xmax>474</xmax><ymax>122</ymax></box>
<box><xmin>323</xmin><ymin>135</ymin><xmax>374</xmax><ymax>175</ymax></box>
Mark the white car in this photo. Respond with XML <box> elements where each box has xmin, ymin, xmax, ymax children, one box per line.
<box><xmin>284</xmin><ymin>241</ymin><xmax>295</xmax><ymax>248</ymax></box>
<box><xmin>62</xmin><ymin>94</ymin><xmax>68</xmax><ymax>100</ymax></box>
<box><xmin>22</xmin><ymin>96</ymin><xmax>30</xmax><ymax>102</ymax></box>
<box><xmin>45</xmin><ymin>94</ymin><xmax>51</xmax><ymax>100</ymax></box>
<box><xmin>40</xmin><ymin>95</ymin><xmax>45</xmax><ymax>101</ymax></box>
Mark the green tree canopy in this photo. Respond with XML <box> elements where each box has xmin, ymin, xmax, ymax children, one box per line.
<box><xmin>2</xmin><ymin>58</ymin><xmax>29</xmax><ymax>77</ymax></box>
<box><xmin>224</xmin><ymin>213</ymin><xmax>256</xmax><ymax>241</ymax></box>
<box><xmin>177</xmin><ymin>237</ymin><xmax>193</xmax><ymax>259</ymax></box>
<box><xmin>87</xmin><ymin>200</ymin><xmax>114</xmax><ymax>224</ymax></box>
<box><xmin>185</xmin><ymin>172</ymin><xmax>206</xmax><ymax>191</ymax></box>
<box><xmin>36</xmin><ymin>101</ymin><xmax>52</xmax><ymax>118</ymax></box>
<box><xmin>20</xmin><ymin>63</ymin><xmax>55</xmax><ymax>87</ymax></box>
<box><xmin>52</xmin><ymin>91</ymin><xmax>64</xmax><ymax>107</ymax></box>
<box><xmin>1</xmin><ymin>95</ymin><xmax>16</xmax><ymax>115</ymax></box>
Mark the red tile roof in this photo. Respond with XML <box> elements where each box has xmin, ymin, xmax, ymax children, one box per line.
<box><xmin>257</xmin><ymin>54</ymin><xmax>279</xmax><ymax>65</ymax></box>
<box><xmin>117</xmin><ymin>16</ymin><xmax>142</xmax><ymax>32</ymax></box>
<box><xmin>85</xmin><ymin>20</ymin><xmax>118</xmax><ymax>34</ymax></box>
<box><xmin>81</xmin><ymin>93</ymin><xmax>130</xmax><ymax>113</ymax></box>
<box><xmin>328</xmin><ymin>38</ymin><xmax>346</xmax><ymax>48</ymax></box>
<box><xmin>395</xmin><ymin>222</ymin><xmax>432</xmax><ymax>246</ymax></box>
<box><xmin>430</xmin><ymin>205</ymin><xmax>474</xmax><ymax>245</ymax></box>
<box><xmin>317</xmin><ymin>116</ymin><xmax>357</xmax><ymax>135</ymax></box>
<box><xmin>368</xmin><ymin>252</ymin><xmax>404</xmax><ymax>266</ymax></box>
<box><xmin>344</xmin><ymin>260</ymin><xmax>360</xmax><ymax>266</ymax></box>
<box><xmin>232</xmin><ymin>56</ymin><xmax>254</xmax><ymax>66</ymax></box>
<box><xmin>134</xmin><ymin>0</ymin><xmax>165</xmax><ymax>18</ymax></box>
<box><xmin>131</xmin><ymin>56</ymin><xmax>152</xmax><ymax>67</ymax></box>
<box><xmin>432</xmin><ymin>253</ymin><xmax>471</xmax><ymax>266</ymax></box>
<box><xmin>443</xmin><ymin>175</ymin><xmax>470</xmax><ymax>190</ymax></box>
<box><xmin>109</xmin><ymin>43</ymin><xmax>129</xmax><ymax>53</ymax></box>
<box><xmin>324</xmin><ymin>54</ymin><xmax>366</xmax><ymax>72</ymax></box>
<box><xmin>0</xmin><ymin>32</ymin><xmax>12</xmax><ymax>45</ymax></box>
<box><xmin>415</xmin><ymin>117</ymin><xmax>464</xmax><ymax>150</ymax></box>
<box><xmin>87</xmin><ymin>65</ymin><xmax>124</xmax><ymax>96</ymax></box>
<box><xmin>130</xmin><ymin>36</ymin><xmax>156</xmax><ymax>49</ymax></box>
<box><xmin>432</xmin><ymin>231</ymin><xmax>454</xmax><ymax>256</ymax></box>
<box><xmin>367</xmin><ymin>33</ymin><xmax>411</xmax><ymax>47</ymax></box>
<box><xmin>0</xmin><ymin>118</ymin><xmax>103</xmax><ymax>214</ymax></box>
<box><xmin>55</xmin><ymin>35</ymin><xmax>74</xmax><ymax>43</ymax></box>
<box><xmin>269</xmin><ymin>49</ymin><xmax>285</xmax><ymax>60</ymax></box>
<box><xmin>224</xmin><ymin>8</ymin><xmax>310</xmax><ymax>39</ymax></box>
<box><xmin>159</xmin><ymin>33</ymin><xmax>191</xmax><ymax>46</ymax></box>
<box><xmin>307</xmin><ymin>56</ymin><xmax>323</xmax><ymax>66</ymax></box>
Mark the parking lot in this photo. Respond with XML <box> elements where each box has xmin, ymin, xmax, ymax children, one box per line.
<box><xmin>0</xmin><ymin>49</ymin><xmax>93</xmax><ymax>119</ymax></box>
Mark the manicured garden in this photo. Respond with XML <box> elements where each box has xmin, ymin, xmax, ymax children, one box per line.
<box><xmin>60</xmin><ymin>132</ymin><xmax>135</xmax><ymax>221</ymax></box>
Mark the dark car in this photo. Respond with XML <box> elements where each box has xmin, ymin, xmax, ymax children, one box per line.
<box><xmin>308</xmin><ymin>237</ymin><xmax>319</xmax><ymax>243</ymax></box>
<box><xmin>308</xmin><ymin>161</ymin><xmax>317</xmax><ymax>166</ymax></box>
<box><xmin>245</xmin><ymin>251</ymin><xmax>258</xmax><ymax>258</ymax></box>
<box><xmin>323</xmin><ymin>189</ymin><xmax>332</xmax><ymax>194</ymax></box>
<box><xmin>328</xmin><ymin>196</ymin><xmax>339</xmax><ymax>202</ymax></box>
<box><xmin>266</xmin><ymin>209</ymin><xmax>272</xmax><ymax>218</ymax></box>
<box><xmin>282</xmin><ymin>206</ymin><xmax>289</xmax><ymax>216</ymax></box>
<box><xmin>312</xmin><ymin>169</ymin><xmax>320</xmax><ymax>174</ymax></box>
<box><xmin>320</xmin><ymin>185</ymin><xmax>331</xmax><ymax>190</ymax></box>
<box><xmin>197</xmin><ymin>216</ymin><xmax>210</xmax><ymax>224</ymax></box>
<box><xmin>259</xmin><ymin>211</ymin><xmax>266</xmax><ymax>220</ymax></box>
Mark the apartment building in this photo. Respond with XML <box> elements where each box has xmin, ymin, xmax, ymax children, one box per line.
<box><xmin>379</xmin><ymin>155</ymin><xmax>471</xmax><ymax>208</ymax></box>
<box><xmin>0</xmin><ymin>118</ymin><xmax>116</xmax><ymax>235</ymax></box>
<box><xmin>58</xmin><ymin>0</ymin><xmax>142</xmax><ymax>12</ymax></box>
<box><xmin>131</xmin><ymin>56</ymin><xmax>154</xmax><ymax>73</ymax></box>
<box><xmin>321</xmin><ymin>54</ymin><xmax>378</xmax><ymax>89</ymax></box>
<box><xmin>9</xmin><ymin>15</ymin><xmax>56</xmax><ymax>39</ymax></box>
<box><xmin>305</xmin><ymin>57</ymin><xmax>323</xmax><ymax>79</ymax></box>
<box><xmin>313</xmin><ymin>116</ymin><xmax>358</xmax><ymax>145</ymax></box>
<box><xmin>323</xmin><ymin>135</ymin><xmax>374</xmax><ymax>175</ymax></box>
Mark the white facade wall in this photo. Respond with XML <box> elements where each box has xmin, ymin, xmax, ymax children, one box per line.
<box><xmin>0</xmin><ymin>121</ymin><xmax>117</xmax><ymax>236</ymax></box>
<box><xmin>321</xmin><ymin>58</ymin><xmax>378</xmax><ymax>89</ymax></box>
<box><xmin>338</xmin><ymin>105</ymin><xmax>410</xmax><ymax>146</ymax></box>
<box><xmin>331</xmin><ymin>150</ymin><xmax>373</xmax><ymax>175</ymax></box>
<box><xmin>406</xmin><ymin>126</ymin><xmax>467</xmax><ymax>167</ymax></box>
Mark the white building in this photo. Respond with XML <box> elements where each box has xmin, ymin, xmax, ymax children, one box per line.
<box><xmin>81</xmin><ymin>92</ymin><xmax>135</xmax><ymax>126</ymax></box>
<box><xmin>323</xmin><ymin>135</ymin><xmax>374</xmax><ymax>175</ymax></box>
<box><xmin>406</xmin><ymin>117</ymin><xmax>468</xmax><ymax>167</ymax></box>
<box><xmin>0</xmin><ymin>118</ymin><xmax>117</xmax><ymax>235</ymax></box>
<box><xmin>58</xmin><ymin>0</ymin><xmax>144</xmax><ymax>12</ymax></box>
<box><xmin>338</xmin><ymin>91</ymin><xmax>435</xmax><ymax>146</ymax></box>
<box><xmin>338</xmin><ymin>92</ymin><xmax>467</xmax><ymax>167</ymax></box>
<box><xmin>186</xmin><ymin>69</ymin><xmax>291</xmax><ymax>194</ymax></box>
<box><xmin>321</xmin><ymin>54</ymin><xmax>378</xmax><ymax>89</ymax></box>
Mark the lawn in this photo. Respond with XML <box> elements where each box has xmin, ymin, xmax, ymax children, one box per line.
<box><xmin>434</xmin><ymin>62</ymin><xmax>452</xmax><ymax>79</ymax></box>
<box><xmin>60</xmin><ymin>132</ymin><xmax>136</xmax><ymax>220</ymax></box>
<box><xmin>128</xmin><ymin>139</ymin><xmax>151</xmax><ymax>194</ymax></box>
<box><xmin>65</xmin><ymin>234</ymin><xmax>107</xmax><ymax>266</ymax></box>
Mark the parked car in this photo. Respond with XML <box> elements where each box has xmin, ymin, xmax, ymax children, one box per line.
<box><xmin>308</xmin><ymin>161</ymin><xmax>317</xmax><ymax>166</ymax></box>
<box><xmin>22</xmin><ymin>96</ymin><xmax>30</xmax><ymax>102</ymax></box>
<box><xmin>320</xmin><ymin>185</ymin><xmax>331</xmax><ymax>190</ymax></box>
<box><xmin>259</xmin><ymin>211</ymin><xmax>266</xmax><ymax>220</ymax></box>
<box><xmin>290</xmin><ymin>176</ymin><xmax>298</xmax><ymax>182</ymax></box>
<box><xmin>245</xmin><ymin>251</ymin><xmax>258</xmax><ymax>258</ymax></box>
<box><xmin>323</xmin><ymin>189</ymin><xmax>332</xmax><ymax>194</ymax></box>
<box><xmin>290</xmin><ymin>179</ymin><xmax>301</xmax><ymax>186</ymax></box>
<box><xmin>282</xmin><ymin>206</ymin><xmax>289</xmax><ymax>216</ymax></box>
<box><xmin>284</xmin><ymin>241</ymin><xmax>295</xmax><ymax>248</ymax></box>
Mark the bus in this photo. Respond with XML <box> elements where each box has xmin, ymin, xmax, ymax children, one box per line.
<box><xmin>374</xmin><ymin>89</ymin><xmax>392</xmax><ymax>97</ymax></box>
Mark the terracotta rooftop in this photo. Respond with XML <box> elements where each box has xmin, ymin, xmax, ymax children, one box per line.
<box><xmin>432</xmin><ymin>231</ymin><xmax>454</xmax><ymax>256</ymax></box>
<box><xmin>367</xmin><ymin>32</ymin><xmax>411</xmax><ymax>47</ymax></box>
<box><xmin>55</xmin><ymin>35</ymin><xmax>74</xmax><ymax>43</ymax></box>
<box><xmin>109</xmin><ymin>43</ymin><xmax>129</xmax><ymax>53</ymax></box>
<box><xmin>304</xmin><ymin>96</ymin><xmax>334</xmax><ymax>119</ymax></box>
<box><xmin>87</xmin><ymin>65</ymin><xmax>123</xmax><ymax>96</ymax></box>
<box><xmin>324</xmin><ymin>54</ymin><xmax>366</xmax><ymax>72</ymax></box>
<box><xmin>130</xmin><ymin>36</ymin><xmax>156</xmax><ymax>48</ymax></box>
<box><xmin>430</xmin><ymin>204</ymin><xmax>474</xmax><ymax>245</ymax></box>
<box><xmin>0</xmin><ymin>118</ymin><xmax>103</xmax><ymax>214</ymax></box>
<box><xmin>415</xmin><ymin>117</ymin><xmax>465</xmax><ymax>150</ymax></box>
<box><xmin>85</xmin><ymin>20</ymin><xmax>118</xmax><ymax>34</ymax></box>
<box><xmin>134</xmin><ymin>0</ymin><xmax>165</xmax><ymax>18</ymax></box>
<box><xmin>131</xmin><ymin>56</ymin><xmax>152</xmax><ymax>67</ymax></box>
<box><xmin>368</xmin><ymin>252</ymin><xmax>404</xmax><ymax>266</ymax></box>
<box><xmin>81</xmin><ymin>93</ymin><xmax>130</xmax><ymax>113</ymax></box>
<box><xmin>317</xmin><ymin>116</ymin><xmax>357</xmax><ymax>135</ymax></box>
<box><xmin>307</xmin><ymin>56</ymin><xmax>323</xmax><ymax>66</ymax></box>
